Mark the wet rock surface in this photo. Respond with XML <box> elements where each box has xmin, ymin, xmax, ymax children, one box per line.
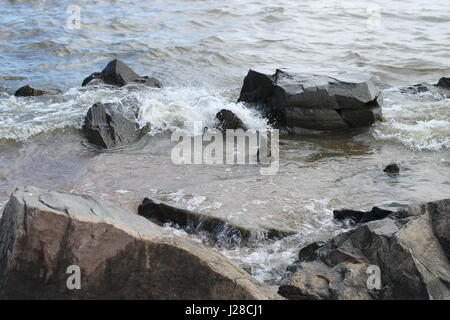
<box><xmin>279</xmin><ymin>199</ymin><xmax>450</xmax><ymax>300</ymax></box>
<box><xmin>238</xmin><ymin>69</ymin><xmax>382</xmax><ymax>130</ymax></box>
<box><xmin>333</xmin><ymin>207</ymin><xmax>394</xmax><ymax>224</ymax></box>
<box><xmin>138</xmin><ymin>198</ymin><xmax>296</xmax><ymax>246</ymax></box>
<box><xmin>14</xmin><ymin>85</ymin><xmax>46</xmax><ymax>97</ymax></box>
<box><xmin>400</xmin><ymin>84</ymin><xmax>430</xmax><ymax>94</ymax></box>
<box><xmin>82</xmin><ymin>59</ymin><xmax>162</xmax><ymax>88</ymax></box>
<box><xmin>216</xmin><ymin>109</ymin><xmax>247</xmax><ymax>131</ymax></box>
<box><xmin>0</xmin><ymin>187</ymin><xmax>277</xmax><ymax>300</ymax></box>
<box><xmin>384</xmin><ymin>163</ymin><xmax>400</xmax><ymax>174</ymax></box>
<box><xmin>82</xmin><ymin>102</ymin><xmax>142</xmax><ymax>149</ymax></box>
<box><xmin>437</xmin><ymin>77</ymin><xmax>450</xmax><ymax>89</ymax></box>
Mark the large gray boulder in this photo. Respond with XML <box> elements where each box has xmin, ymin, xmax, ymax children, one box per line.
<box><xmin>238</xmin><ymin>69</ymin><xmax>382</xmax><ymax>130</ymax></box>
<box><xmin>82</xmin><ymin>102</ymin><xmax>142</xmax><ymax>149</ymax></box>
<box><xmin>0</xmin><ymin>187</ymin><xmax>276</xmax><ymax>300</ymax></box>
<box><xmin>279</xmin><ymin>199</ymin><xmax>450</xmax><ymax>300</ymax></box>
<box><xmin>82</xmin><ymin>59</ymin><xmax>162</xmax><ymax>88</ymax></box>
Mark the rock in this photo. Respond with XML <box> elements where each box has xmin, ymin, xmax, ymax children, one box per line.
<box><xmin>82</xmin><ymin>102</ymin><xmax>141</xmax><ymax>149</ymax></box>
<box><xmin>134</xmin><ymin>76</ymin><xmax>163</xmax><ymax>88</ymax></box>
<box><xmin>138</xmin><ymin>198</ymin><xmax>295</xmax><ymax>245</ymax></box>
<box><xmin>279</xmin><ymin>199</ymin><xmax>450</xmax><ymax>300</ymax></box>
<box><xmin>82</xmin><ymin>60</ymin><xmax>163</xmax><ymax>88</ymax></box>
<box><xmin>0</xmin><ymin>186</ymin><xmax>277</xmax><ymax>300</ymax></box>
<box><xmin>333</xmin><ymin>207</ymin><xmax>394</xmax><ymax>224</ymax></box>
<box><xmin>238</xmin><ymin>69</ymin><xmax>382</xmax><ymax>130</ymax></box>
<box><xmin>437</xmin><ymin>77</ymin><xmax>450</xmax><ymax>89</ymax></box>
<box><xmin>14</xmin><ymin>85</ymin><xmax>46</xmax><ymax>97</ymax></box>
<box><xmin>400</xmin><ymin>84</ymin><xmax>430</xmax><ymax>94</ymax></box>
<box><xmin>216</xmin><ymin>109</ymin><xmax>247</xmax><ymax>131</ymax></box>
<box><xmin>384</xmin><ymin>163</ymin><xmax>400</xmax><ymax>174</ymax></box>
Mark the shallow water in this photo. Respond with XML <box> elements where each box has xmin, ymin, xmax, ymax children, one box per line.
<box><xmin>0</xmin><ymin>0</ymin><xmax>449</xmax><ymax>284</ymax></box>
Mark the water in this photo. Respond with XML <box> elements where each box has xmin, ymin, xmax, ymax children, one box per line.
<box><xmin>0</xmin><ymin>0</ymin><xmax>450</xmax><ymax>284</ymax></box>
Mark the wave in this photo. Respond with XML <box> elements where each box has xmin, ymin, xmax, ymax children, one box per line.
<box><xmin>372</xmin><ymin>88</ymin><xmax>450</xmax><ymax>151</ymax></box>
<box><xmin>0</xmin><ymin>85</ymin><xmax>269</xmax><ymax>141</ymax></box>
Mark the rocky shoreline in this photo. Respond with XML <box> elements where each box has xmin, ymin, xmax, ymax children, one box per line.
<box><xmin>2</xmin><ymin>60</ymin><xmax>450</xmax><ymax>300</ymax></box>
<box><xmin>1</xmin><ymin>185</ymin><xmax>449</xmax><ymax>299</ymax></box>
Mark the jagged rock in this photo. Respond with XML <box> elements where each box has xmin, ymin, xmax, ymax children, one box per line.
<box><xmin>82</xmin><ymin>60</ymin><xmax>162</xmax><ymax>88</ymax></box>
<box><xmin>82</xmin><ymin>102</ymin><xmax>141</xmax><ymax>149</ymax></box>
<box><xmin>138</xmin><ymin>198</ymin><xmax>295</xmax><ymax>245</ymax></box>
<box><xmin>437</xmin><ymin>77</ymin><xmax>450</xmax><ymax>89</ymax></box>
<box><xmin>14</xmin><ymin>85</ymin><xmax>46</xmax><ymax>97</ymax></box>
<box><xmin>0</xmin><ymin>187</ymin><xmax>277</xmax><ymax>300</ymax></box>
<box><xmin>333</xmin><ymin>207</ymin><xmax>394</xmax><ymax>224</ymax></box>
<box><xmin>279</xmin><ymin>199</ymin><xmax>450</xmax><ymax>300</ymax></box>
<box><xmin>384</xmin><ymin>163</ymin><xmax>400</xmax><ymax>174</ymax></box>
<box><xmin>238</xmin><ymin>69</ymin><xmax>382</xmax><ymax>130</ymax></box>
<box><xmin>216</xmin><ymin>109</ymin><xmax>247</xmax><ymax>130</ymax></box>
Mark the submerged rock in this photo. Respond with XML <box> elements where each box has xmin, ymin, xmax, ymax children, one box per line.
<box><xmin>384</xmin><ymin>163</ymin><xmax>400</xmax><ymax>174</ymax></box>
<box><xmin>400</xmin><ymin>84</ymin><xmax>430</xmax><ymax>94</ymax></box>
<box><xmin>279</xmin><ymin>198</ymin><xmax>450</xmax><ymax>300</ymax></box>
<box><xmin>82</xmin><ymin>59</ymin><xmax>163</xmax><ymax>88</ymax></box>
<box><xmin>437</xmin><ymin>77</ymin><xmax>450</xmax><ymax>89</ymax></box>
<box><xmin>82</xmin><ymin>102</ymin><xmax>141</xmax><ymax>149</ymax></box>
<box><xmin>0</xmin><ymin>187</ymin><xmax>277</xmax><ymax>299</ymax></box>
<box><xmin>333</xmin><ymin>207</ymin><xmax>394</xmax><ymax>224</ymax></box>
<box><xmin>216</xmin><ymin>109</ymin><xmax>247</xmax><ymax>131</ymax></box>
<box><xmin>138</xmin><ymin>198</ymin><xmax>295</xmax><ymax>245</ymax></box>
<box><xmin>238</xmin><ymin>69</ymin><xmax>382</xmax><ymax>130</ymax></box>
<box><xmin>14</xmin><ymin>85</ymin><xmax>46</xmax><ymax>97</ymax></box>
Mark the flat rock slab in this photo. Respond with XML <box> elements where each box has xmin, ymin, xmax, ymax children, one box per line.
<box><xmin>238</xmin><ymin>69</ymin><xmax>382</xmax><ymax>130</ymax></box>
<box><xmin>138</xmin><ymin>198</ymin><xmax>296</xmax><ymax>246</ymax></box>
<box><xmin>0</xmin><ymin>186</ymin><xmax>277</xmax><ymax>299</ymax></box>
<box><xmin>279</xmin><ymin>199</ymin><xmax>450</xmax><ymax>300</ymax></box>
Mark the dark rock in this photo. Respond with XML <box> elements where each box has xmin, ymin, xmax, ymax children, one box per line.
<box><xmin>81</xmin><ymin>72</ymin><xmax>104</xmax><ymax>87</ymax></box>
<box><xmin>437</xmin><ymin>77</ymin><xmax>450</xmax><ymax>89</ymax></box>
<box><xmin>238</xmin><ymin>70</ymin><xmax>287</xmax><ymax>125</ymax></box>
<box><xmin>82</xmin><ymin>60</ymin><xmax>162</xmax><ymax>88</ymax></box>
<box><xmin>216</xmin><ymin>109</ymin><xmax>247</xmax><ymax>130</ymax></box>
<box><xmin>400</xmin><ymin>84</ymin><xmax>430</xmax><ymax>95</ymax></box>
<box><xmin>134</xmin><ymin>76</ymin><xmax>163</xmax><ymax>88</ymax></box>
<box><xmin>384</xmin><ymin>163</ymin><xmax>400</xmax><ymax>174</ymax></box>
<box><xmin>0</xmin><ymin>186</ymin><xmax>277</xmax><ymax>300</ymax></box>
<box><xmin>333</xmin><ymin>207</ymin><xmax>394</xmax><ymax>224</ymax></box>
<box><xmin>279</xmin><ymin>199</ymin><xmax>450</xmax><ymax>300</ymax></box>
<box><xmin>238</xmin><ymin>69</ymin><xmax>382</xmax><ymax>130</ymax></box>
<box><xmin>14</xmin><ymin>85</ymin><xmax>46</xmax><ymax>97</ymax></box>
<box><xmin>297</xmin><ymin>241</ymin><xmax>326</xmax><ymax>261</ymax></box>
<box><xmin>138</xmin><ymin>198</ymin><xmax>295</xmax><ymax>245</ymax></box>
<box><xmin>82</xmin><ymin>102</ymin><xmax>141</xmax><ymax>149</ymax></box>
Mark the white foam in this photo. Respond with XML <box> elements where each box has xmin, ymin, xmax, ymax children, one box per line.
<box><xmin>0</xmin><ymin>86</ymin><xmax>269</xmax><ymax>141</ymax></box>
<box><xmin>135</xmin><ymin>87</ymin><xmax>269</xmax><ymax>135</ymax></box>
<box><xmin>372</xmin><ymin>89</ymin><xmax>450</xmax><ymax>151</ymax></box>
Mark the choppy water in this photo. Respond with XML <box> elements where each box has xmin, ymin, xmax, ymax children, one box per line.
<box><xmin>0</xmin><ymin>0</ymin><xmax>450</xmax><ymax>284</ymax></box>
